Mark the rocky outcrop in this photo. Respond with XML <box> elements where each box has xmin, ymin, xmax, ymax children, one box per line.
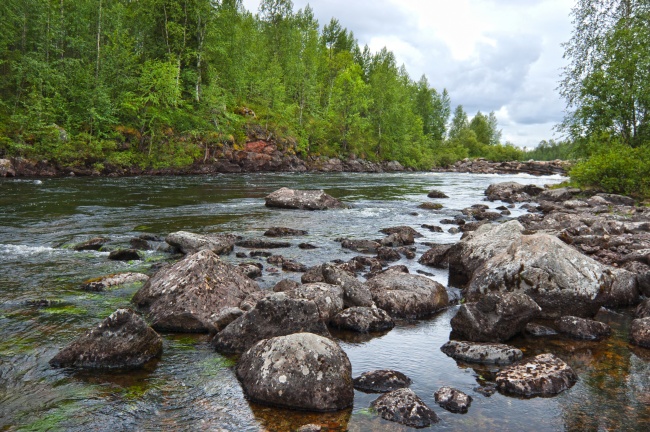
<box><xmin>434</xmin><ymin>387</ymin><xmax>472</xmax><ymax>414</ymax></box>
<box><xmin>49</xmin><ymin>309</ymin><xmax>162</xmax><ymax>369</ymax></box>
<box><xmin>370</xmin><ymin>388</ymin><xmax>439</xmax><ymax>428</ymax></box>
<box><xmin>630</xmin><ymin>317</ymin><xmax>650</xmax><ymax>348</ymax></box>
<box><xmin>556</xmin><ymin>316</ymin><xmax>612</xmax><ymax>341</ymax></box>
<box><xmin>235</xmin><ymin>333</ymin><xmax>353</xmax><ymax>412</ymax></box>
<box><xmin>440</xmin><ymin>340</ymin><xmax>523</xmax><ymax>365</ymax></box>
<box><xmin>496</xmin><ymin>354</ymin><xmax>578</xmax><ymax>397</ymax></box>
<box><xmin>132</xmin><ymin>250</ymin><xmax>259</xmax><ymax>332</ymax></box>
<box><xmin>485</xmin><ymin>182</ymin><xmax>543</xmax><ymax>203</ymax></box>
<box><xmin>353</xmin><ymin>370</ymin><xmax>411</xmax><ymax>393</ymax></box>
<box><xmin>287</xmin><ymin>283</ymin><xmax>344</xmax><ymax>322</ymax></box>
<box><xmin>165</xmin><ymin>231</ymin><xmax>237</xmax><ymax>255</ymax></box>
<box><xmin>212</xmin><ymin>293</ymin><xmax>330</xmax><ymax>354</ymax></box>
<box><xmin>433</xmin><ymin>158</ymin><xmax>569</xmax><ymax>176</ymax></box>
<box><xmin>81</xmin><ymin>272</ymin><xmax>149</xmax><ymax>292</ymax></box>
<box><xmin>366</xmin><ymin>269</ymin><xmax>449</xmax><ymax>319</ymax></box>
<box><xmin>450</xmin><ymin>292</ymin><xmax>541</xmax><ymax>342</ymax></box>
<box><xmin>265</xmin><ymin>187</ymin><xmax>344</xmax><ymax>210</ymax></box>
<box><xmin>330</xmin><ymin>307</ymin><xmax>394</xmax><ymax>333</ymax></box>
<box><xmin>0</xmin><ymin>159</ymin><xmax>16</xmax><ymax>177</ymax></box>
<box><xmin>322</xmin><ymin>264</ymin><xmax>374</xmax><ymax>308</ymax></box>
<box><xmin>418</xmin><ymin>244</ymin><xmax>452</xmax><ymax>268</ymax></box>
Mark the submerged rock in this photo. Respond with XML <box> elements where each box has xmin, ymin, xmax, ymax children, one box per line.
<box><xmin>212</xmin><ymin>293</ymin><xmax>330</xmax><ymax>354</ymax></box>
<box><xmin>630</xmin><ymin>317</ymin><xmax>650</xmax><ymax>348</ymax></box>
<box><xmin>556</xmin><ymin>316</ymin><xmax>611</xmax><ymax>341</ymax></box>
<box><xmin>353</xmin><ymin>370</ymin><xmax>411</xmax><ymax>393</ymax></box>
<box><xmin>371</xmin><ymin>388</ymin><xmax>439</xmax><ymax>428</ymax></box>
<box><xmin>108</xmin><ymin>249</ymin><xmax>142</xmax><ymax>261</ymax></box>
<box><xmin>236</xmin><ymin>333</ymin><xmax>353</xmax><ymax>411</ymax></box>
<box><xmin>50</xmin><ymin>309</ymin><xmax>162</xmax><ymax>369</ymax></box>
<box><xmin>132</xmin><ymin>250</ymin><xmax>259</xmax><ymax>332</ymax></box>
<box><xmin>440</xmin><ymin>340</ymin><xmax>523</xmax><ymax>365</ymax></box>
<box><xmin>73</xmin><ymin>237</ymin><xmax>109</xmax><ymax>251</ymax></box>
<box><xmin>434</xmin><ymin>387</ymin><xmax>472</xmax><ymax>414</ymax></box>
<box><xmin>379</xmin><ymin>226</ymin><xmax>424</xmax><ymax>238</ymax></box>
<box><xmin>165</xmin><ymin>231</ymin><xmax>237</xmax><ymax>255</ymax></box>
<box><xmin>450</xmin><ymin>292</ymin><xmax>541</xmax><ymax>342</ymax></box>
<box><xmin>265</xmin><ymin>187</ymin><xmax>345</xmax><ymax>210</ymax></box>
<box><xmin>330</xmin><ymin>307</ymin><xmax>394</xmax><ymax>333</ymax></box>
<box><xmin>264</xmin><ymin>227</ymin><xmax>308</xmax><ymax>237</ymax></box>
<box><xmin>496</xmin><ymin>354</ymin><xmax>578</xmax><ymax>397</ymax></box>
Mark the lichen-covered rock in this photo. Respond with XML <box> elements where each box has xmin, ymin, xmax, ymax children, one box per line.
<box><xmin>556</xmin><ymin>316</ymin><xmax>611</xmax><ymax>341</ymax></box>
<box><xmin>49</xmin><ymin>309</ymin><xmax>162</xmax><ymax>369</ymax></box>
<box><xmin>322</xmin><ymin>264</ymin><xmax>374</xmax><ymax>308</ymax></box>
<box><xmin>434</xmin><ymin>387</ymin><xmax>472</xmax><ymax>414</ymax></box>
<box><xmin>236</xmin><ymin>333</ymin><xmax>353</xmax><ymax>411</ymax></box>
<box><xmin>630</xmin><ymin>317</ymin><xmax>650</xmax><ymax>348</ymax></box>
<box><xmin>132</xmin><ymin>250</ymin><xmax>259</xmax><ymax>332</ymax></box>
<box><xmin>450</xmin><ymin>292</ymin><xmax>541</xmax><ymax>342</ymax></box>
<box><xmin>371</xmin><ymin>388</ymin><xmax>439</xmax><ymax>428</ymax></box>
<box><xmin>81</xmin><ymin>272</ymin><xmax>149</xmax><ymax>292</ymax></box>
<box><xmin>165</xmin><ymin>231</ymin><xmax>237</xmax><ymax>255</ymax></box>
<box><xmin>418</xmin><ymin>244</ymin><xmax>452</xmax><ymax>268</ymax></box>
<box><xmin>440</xmin><ymin>340</ymin><xmax>523</xmax><ymax>365</ymax></box>
<box><xmin>485</xmin><ymin>182</ymin><xmax>543</xmax><ymax>203</ymax></box>
<box><xmin>496</xmin><ymin>354</ymin><xmax>578</xmax><ymax>397</ymax></box>
<box><xmin>212</xmin><ymin>293</ymin><xmax>330</xmax><ymax>354</ymax></box>
<box><xmin>264</xmin><ymin>227</ymin><xmax>308</xmax><ymax>237</ymax></box>
<box><xmin>287</xmin><ymin>283</ymin><xmax>344</xmax><ymax>322</ymax></box>
<box><xmin>636</xmin><ymin>298</ymin><xmax>650</xmax><ymax>318</ymax></box>
<box><xmin>353</xmin><ymin>370</ymin><xmax>411</xmax><ymax>393</ymax></box>
<box><xmin>366</xmin><ymin>269</ymin><xmax>449</xmax><ymax>319</ymax></box>
<box><xmin>330</xmin><ymin>307</ymin><xmax>394</xmax><ymax>333</ymax></box>
<box><xmin>265</xmin><ymin>187</ymin><xmax>345</xmax><ymax>210</ymax></box>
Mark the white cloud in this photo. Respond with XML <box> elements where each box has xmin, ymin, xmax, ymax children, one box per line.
<box><xmin>242</xmin><ymin>0</ymin><xmax>575</xmax><ymax>147</ymax></box>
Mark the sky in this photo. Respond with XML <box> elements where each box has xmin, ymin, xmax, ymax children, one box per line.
<box><xmin>241</xmin><ymin>0</ymin><xmax>575</xmax><ymax>149</ymax></box>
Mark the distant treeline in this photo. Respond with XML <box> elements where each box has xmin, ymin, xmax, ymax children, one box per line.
<box><xmin>1</xmin><ymin>0</ymin><xmax>538</xmax><ymax>169</ymax></box>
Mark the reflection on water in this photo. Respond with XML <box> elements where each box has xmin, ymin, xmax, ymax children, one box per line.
<box><xmin>1</xmin><ymin>172</ymin><xmax>649</xmax><ymax>431</ymax></box>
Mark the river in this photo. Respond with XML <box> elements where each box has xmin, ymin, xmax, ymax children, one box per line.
<box><xmin>1</xmin><ymin>172</ymin><xmax>649</xmax><ymax>431</ymax></box>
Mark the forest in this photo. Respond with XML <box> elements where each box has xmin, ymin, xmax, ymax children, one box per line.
<box><xmin>0</xmin><ymin>0</ymin><xmax>524</xmax><ymax>170</ymax></box>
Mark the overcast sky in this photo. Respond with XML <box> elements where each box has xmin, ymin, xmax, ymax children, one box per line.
<box><xmin>242</xmin><ymin>0</ymin><xmax>575</xmax><ymax>148</ymax></box>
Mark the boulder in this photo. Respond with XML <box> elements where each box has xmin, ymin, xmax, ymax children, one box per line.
<box><xmin>236</xmin><ymin>333</ymin><xmax>353</xmax><ymax>411</ymax></box>
<box><xmin>440</xmin><ymin>340</ymin><xmax>523</xmax><ymax>365</ymax></box>
<box><xmin>603</xmin><ymin>268</ymin><xmax>640</xmax><ymax>308</ymax></box>
<box><xmin>418</xmin><ymin>244</ymin><xmax>452</xmax><ymax>268</ymax></box>
<box><xmin>379</xmin><ymin>232</ymin><xmax>414</xmax><ymax>247</ymax></box>
<box><xmin>450</xmin><ymin>292</ymin><xmax>541</xmax><ymax>342</ymax></box>
<box><xmin>287</xmin><ymin>283</ymin><xmax>344</xmax><ymax>322</ymax></box>
<box><xmin>525</xmin><ymin>323</ymin><xmax>558</xmax><ymax>337</ymax></box>
<box><xmin>366</xmin><ymin>270</ymin><xmax>449</xmax><ymax>319</ymax></box>
<box><xmin>635</xmin><ymin>298</ymin><xmax>650</xmax><ymax>318</ymax></box>
<box><xmin>264</xmin><ymin>227</ymin><xmax>308</xmax><ymax>237</ymax></box>
<box><xmin>341</xmin><ymin>239</ymin><xmax>381</xmax><ymax>254</ymax></box>
<box><xmin>427</xmin><ymin>189</ymin><xmax>449</xmax><ymax>199</ymax></box>
<box><xmin>379</xmin><ymin>226</ymin><xmax>423</xmax><ymax>238</ymax></box>
<box><xmin>447</xmin><ymin>221</ymin><xmax>524</xmax><ymax>287</ymax></box>
<box><xmin>238</xmin><ymin>262</ymin><xmax>262</xmax><ymax>279</ymax></box>
<box><xmin>630</xmin><ymin>317</ymin><xmax>650</xmax><ymax>348</ymax></box>
<box><xmin>556</xmin><ymin>316</ymin><xmax>612</xmax><ymax>341</ymax></box>
<box><xmin>265</xmin><ymin>187</ymin><xmax>344</xmax><ymax>210</ymax></box>
<box><xmin>353</xmin><ymin>370</ymin><xmax>411</xmax><ymax>393</ymax></box>
<box><xmin>301</xmin><ymin>265</ymin><xmax>325</xmax><ymax>283</ymax></box>
<box><xmin>73</xmin><ymin>237</ymin><xmax>109</xmax><ymax>251</ymax></box>
<box><xmin>236</xmin><ymin>239</ymin><xmax>291</xmax><ymax>249</ymax></box>
<box><xmin>434</xmin><ymin>387</ymin><xmax>472</xmax><ymax>414</ymax></box>
<box><xmin>299</xmin><ymin>242</ymin><xmax>318</xmax><ymax>250</ymax></box>
<box><xmin>495</xmin><ymin>354</ymin><xmax>578</xmax><ymax>397</ymax></box>
<box><xmin>282</xmin><ymin>259</ymin><xmax>308</xmax><ymax>272</ymax></box>
<box><xmin>370</xmin><ymin>388</ymin><xmax>439</xmax><ymax>428</ymax></box>
<box><xmin>81</xmin><ymin>272</ymin><xmax>149</xmax><ymax>292</ymax></box>
<box><xmin>108</xmin><ymin>249</ymin><xmax>142</xmax><ymax>261</ymax></box>
<box><xmin>485</xmin><ymin>182</ymin><xmax>542</xmax><ymax>203</ymax></box>
<box><xmin>596</xmin><ymin>193</ymin><xmax>635</xmax><ymax>206</ymax></box>
<box><xmin>0</xmin><ymin>159</ymin><xmax>16</xmax><ymax>177</ymax></box>
<box><xmin>211</xmin><ymin>307</ymin><xmax>245</xmax><ymax>332</ymax></box>
<box><xmin>212</xmin><ymin>293</ymin><xmax>330</xmax><ymax>354</ymax></box>
<box><xmin>49</xmin><ymin>309</ymin><xmax>162</xmax><ymax>369</ymax></box>
<box><xmin>273</xmin><ymin>279</ymin><xmax>301</xmax><ymax>293</ymax></box>
<box><xmin>537</xmin><ymin>187</ymin><xmax>581</xmax><ymax>202</ymax></box>
<box><xmin>466</xmin><ymin>233</ymin><xmax>618</xmax><ymax>318</ymax></box>
<box><xmin>418</xmin><ymin>202</ymin><xmax>443</xmax><ymax>210</ymax></box>
<box><xmin>330</xmin><ymin>307</ymin><xmax>394</xmax><ymax>333</ymax></box>
<box><xmin>132</xmin><ymin>250</ymin><xmax>259</xmax><ymax>332</ymax></box>
<box><xmin>322</xmin><ymin>264</ymin><xmax>373</xmax><ymax>308</ymax></box>
<box><xmin>376</xmin><ymin>247</ymin><xmax>401</xmax><ymax>262</ymax></box>
<box><xmin>165</xmin><ymin>231</ymin><xmax>237</xmax><ymax>255</ymax></box>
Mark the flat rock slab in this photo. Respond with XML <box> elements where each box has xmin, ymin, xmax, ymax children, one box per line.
<box><xmin>434</xmin><ymin>386</ymin><xmax>472</xmax><ymax>414</ymax></box>
<box><xmin>50</xmin><ymin>308</ymin><xmax>162</xmax><ymax>369</ymax></box>
<box><xmin>440</xmin><ymin>340</ymin><xmax>523</xmax><ymax>365</ymax></box>
<box><xmin>330</xmin><ymin>307</ymin><xmax>394</xmax><ymax>333</ymax></box>
<box><xmin>236</xmin><ymin>333</ymin><xmax>353</xmax><ymax>412</ymax></box>
<box><xmin>353</xmin><ymin>370</ymin><xmax>411</xmax><ymax>393</ymax></box>
<box><xmin>371</xmin><ymin>388</ymin><xmax>439</xmax><ymax>428</ymax></box>
<box><xmin>81</xmin><ymin>272</ymin><xmax>149</xmax><ymax>292</ymax></box>
<box><xmin>265</xmin><ymin>187</ymin><xmax>345</xmax><ymax>210</ymax></box>
<box><xmin>630</xmin><ymin>317</ymin><xmax>650</xmax><ymax>348</ymax></box>
<box><xmin>165</xmin><ymin>231</ymin><xmax>237</xmax><ymax>255</ymax></box>
<box><xmin>496</xmin><ymin>353</ymin><xmax>578</xmax><ymax>398</ymax></box>
<box><xmin>556</xmin><ymin>316</ymin><xmax>612</xmax><ymax>341</ymax></box>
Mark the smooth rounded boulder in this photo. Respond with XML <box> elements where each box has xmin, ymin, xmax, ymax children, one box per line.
<box><xmin>50</xmin><ymin>308</ymin><xmax>162</xmax><ymax>369</ymax></box>
<box><xmin>496</xmin><ymin>353</ymin><xmax>578</xmax><ymax>397</ymax></box>
<box><xmin>236</xmin><ymin>333</ymin><xmax>353</xmax><ymax>412</ymax></box>
<box><xmin>265</xmin><ymin>187</ymin><xmax>344</xmax><ymax>210</ymax></box>
<box><xmin>132</xmin><ymin>250</ymin><xmax>260</xmax><ymax>332</ymax></box>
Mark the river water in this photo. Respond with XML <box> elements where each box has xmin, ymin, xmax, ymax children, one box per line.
<box><xmin>1</xmin><ymin>172</ymin><xmax>649</xmax><ymax>431</ymax></box>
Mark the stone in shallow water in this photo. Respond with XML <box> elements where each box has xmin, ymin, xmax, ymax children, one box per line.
<box><xmin>440</xmin><ymin>340</ymin><xmax>523</xmax><ymax>365</ymax></box>
<box><xmin>81</xmin><ymin>272</ymin><xmax>149</xmax><ymax>292</ymax></box>
<box><xmin>556</xmin><ymin>316</ymin><xmax>611</xmax><ymax>341</ymax></box>
<box><xmin>264</xmin><ymin>187</ymin><xmax>345</xmax><ymax>210</ymax></box>
<box><xmin>353</xmin><ymin>369</ymin><xmax>411</xmax><ymax>393</ymax></box>
<box><xmin>496</xmin><ymin>353</ymin><xmax>578</xmax><ymax>397</ymax></box>
<box><xmin>165</xmin><ymin>231</ymin><xmax>237</xmax><ymax>255</ymax></box>
<box><xmin>264</xmin><ymin>227</ymin><xmax>308</xmax><ymax>237</ymax></box>
<box><xmin>525</xmin><ymin>322</ymin><xmax>558</xmax><ymax>337</ymax></box>
<box><xmin>371</xmin><ymin>388</ymin><xmax>439</xmax><ymax>428</ymax></box>
<box><xmin>108</xmin><ymin>249</ymin><xmax>142</xmax><ymax>261</ymax></box>
<box><xmin>630</xmin><ymin>317</ymin><xmax>650</xmax><ymax>348</ymax></box>
<box><xmin>73</xmin><ymin>237</ymin><xmax>109</xmax><ymax>251</ymax></box>
<box><xmin>330</xmin><ymin>307</ymin><xmax>394</xmax><ymax>333</ymax></box>
<box><xmin>434</xmin><ymin>386</ymin><xmax>472</xmax><ymax>414</ymax></box>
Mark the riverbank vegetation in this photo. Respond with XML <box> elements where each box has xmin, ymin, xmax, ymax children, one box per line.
<box><xmin>1</xmin><ymin>0</ymin><xmax>523</xmax><ymax>170</ymax></box>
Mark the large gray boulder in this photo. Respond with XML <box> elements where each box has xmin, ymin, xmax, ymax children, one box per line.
<box><xmin>165</xmin><ymin>231</ymin><xmax>237</xmax><ymax>255</ymax></box>
<box><xmin>322</xmin><ymin>263</ymin><xmax>374</xmax><ymax>308</ymax></box>
<box><xmin>447</xmin><ymin>221</ymin><xmax>525</xmax><ymax>287</ymax></box>
<box><xmin>50</xmin><ymin>309</ymin><xmax>162</xmax><ymax>369</ymax></box>
<box><xmin>287</xmin><ymin>283</ymin><xmax>344</xmax><ymax>322</ymax></box>
<box><xmin>466</xmin><ymin>233</ymin><xmax>619</xmax><ymax>318</ymax></box>
<box><xmin>440</xmin><ymin>340</ymin><xmax>523</xmax><ymax>365</ymax></box>
<box><xmin>265</xmin><ymin>187</ymin><xmax>344</xmax><ymax>210</ymax></box>
<box><xmin>450</xmin><ymin>292</ymin><xmax>541</xmax><ymax>342</ymax></box>
<box><xmin>371</xmin><ymin>388</ymin><xmax>439</xmax><ymax>428</ymax></box>
<box><xmin>330</xmin><ymin>307</ymin><xmax>394</xmax><ymax>333</ymax></box>
<box><xmin>132</xmin><ymin>250</ymin><xmax>259</xmax><ymax>332</ymax></box>
<box><xmin>366</xmin><ymin>269</ymin><xmax>449</xmax><ymax>319</ymax></box>
<box><xmin>236</xmin><ymin>333</ymin><xmax>353</xmax><ymax>411</ymax></box>
<box><xmin>485</xmin><ymin>182</ymin><xmax>543</xmax><ymax>203</ymax></box>
<box><xmin>496</xmin><ymin>354</ymin><xmax>578</xmax><ymax>397</ymax></box>
<box><xmin>212</xmin><ymin>293</ymin><xmax>330</xmax><ymax>354</ymax></box>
